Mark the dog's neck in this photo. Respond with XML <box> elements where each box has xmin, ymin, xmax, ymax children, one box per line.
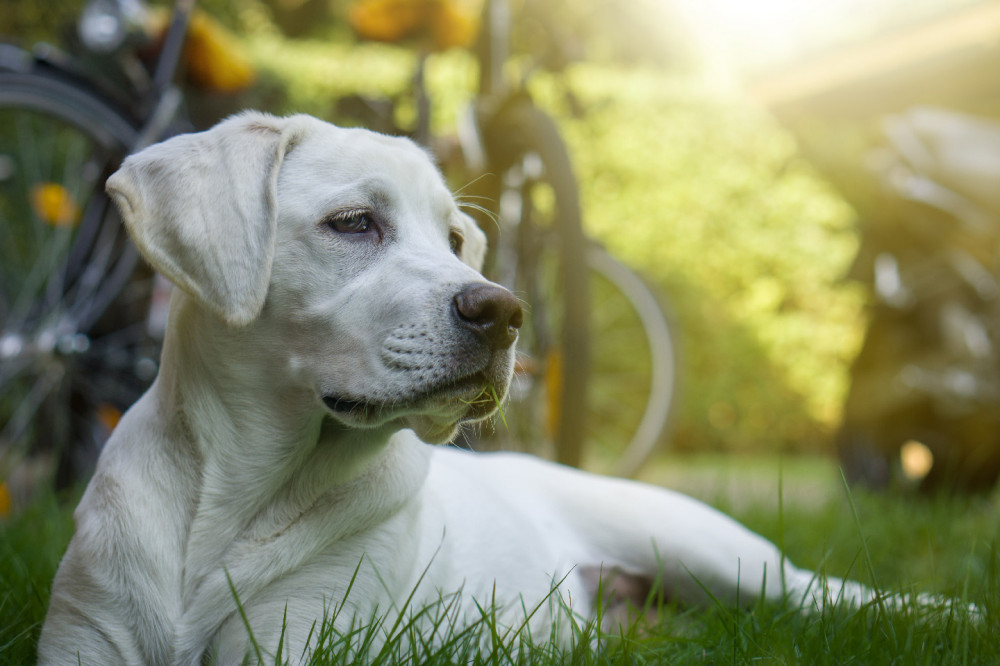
<box><xmin>159</xmin><ymin>293</ymin><xmax>407</xmax><ymax>481</ymax></box>
<box><xmin>157</xmin><ymin>294</ymin><xmax>429</xmax><ymax>558</ymax></box>
<box><xmin>152</xmin><ymin>294</ymin><xmax>432</xmax><ymax>649</ymax></box>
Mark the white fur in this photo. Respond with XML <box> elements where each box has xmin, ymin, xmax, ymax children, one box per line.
<box><xmin>40</xmin><ymin>113</ymin><xmax>888</xmax><ymax>665</ymax></box>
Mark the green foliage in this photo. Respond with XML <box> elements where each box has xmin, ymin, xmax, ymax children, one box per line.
<box><xmin>541</xmin><ymin>67</ymin><xmax>865</xmax><ymax>455</ymax></box>
<box><xmin>244</xmin><ymin>37</ymin><xmax>865</xmax><ymax>455</ymax></box>
<box><xmin>0</xmin><ymin>0</ymin><xmax>84</xmax><ymax>43</ymax></box>
<box><xmin>512</xmin><ymin>0</ymin><xmax>702</xmax><ymax>69</ymax></box>
<box><xmin>3</xmin><ymin>0</ymin><xmax>867</xmax><ymax>456</ymax></box>
<box><xmin>241</xmin><ymin>36</ymin><xmax>476</xmax><ymax>137</ymax></box>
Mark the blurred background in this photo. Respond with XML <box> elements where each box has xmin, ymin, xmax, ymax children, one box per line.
<box><xmin>5</xmin><ymin>0</ymin><xmax>1000</xmax><ymax>504</ymax></box>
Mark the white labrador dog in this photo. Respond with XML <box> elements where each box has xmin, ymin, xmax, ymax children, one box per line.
<box><xmin>40</xmin><ymin>112</ymin><xmax>883</xmax><ymax>664</ymax></box>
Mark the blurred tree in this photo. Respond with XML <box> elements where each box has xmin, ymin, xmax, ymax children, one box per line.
<box><xmin>513</xmin><ymin>0</ymin><xmax>701</xmax><ymax>70</ymax></box>
<box><xmin>262</xmin><ymin>0</ymin><xmax>335</xmax><ymax>37</ymax></box>
<box><xmin>0</xmin><ymin>0</ymin><xmax>867</xmax><ymax>457</ymax></box>
<box><xmin>1</xmin><ymin>1</ymin><xmax>83</xmax><ymax>43</ymax></box>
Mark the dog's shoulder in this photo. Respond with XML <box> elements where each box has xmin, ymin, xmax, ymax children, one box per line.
<box><xmin>92</xmin><ymin>392</ymin><xmax>201</xmax><ymax>511</ymax></box>
<box><xmin>42</xmin><ymin>392</ymin><xmax>204</xmax><ymax>662</ymax></box>
<box><xmin>55</xmin><ymin>392</ymin><xmax>200</xmax><ymax>585</ymax></box>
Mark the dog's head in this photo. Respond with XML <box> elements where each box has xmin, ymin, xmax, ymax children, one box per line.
<box><xmin>107</xmin><ymin>112</ymin><xmax>520</xmax><ymax>443</ymax></box>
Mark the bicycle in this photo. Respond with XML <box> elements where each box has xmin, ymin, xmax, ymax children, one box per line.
<box><xmin>0</xmin><ymin>0</ymin><xmax>249</xmax><ymax>499</ymax></box>
<box><xmin>347</xmin><ymin>0</ymin><xmax>677</xmax><ymax>475</ymax></box>
<box><xmin>0</xmin><ymin>0</ymin><xmax>675</xmax><ymax>505</ymax></box>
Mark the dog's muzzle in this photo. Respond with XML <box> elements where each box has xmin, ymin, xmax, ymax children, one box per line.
<box><xmin>319</xmin><ymin>283</ymin><xmax>521</xmax><ymax>437</ymax></box>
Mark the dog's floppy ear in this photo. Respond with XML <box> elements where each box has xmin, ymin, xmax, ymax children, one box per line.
<box><xmin>457</xmin><ymin>212</ymin><xmax>488</xmax><ymax>272</ymax></box>
<box><xmin>107</xmin><ymin>112</ymin><xmax>302</xmax><ymax>328</ymax></box>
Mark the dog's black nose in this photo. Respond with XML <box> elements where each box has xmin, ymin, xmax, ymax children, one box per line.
<box><xmin>454</xmin><ymin>284</ymin><xmax>523</xmax><ymax>350</ymax></box>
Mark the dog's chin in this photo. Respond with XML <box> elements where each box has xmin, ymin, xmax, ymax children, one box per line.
<box><xmin>404</xmin><ymin>414</ymin><xmax>461</xmax><ymax>444</ymax></box>
<box><xmin>321</xmin><ymin>370</ymin><xmax>509</xmax><ymax>442</ymax></box>
<box><xmin>404</xmin><ymin>392</ymin><xmax>505</xmax><ymax>443</ymax></box>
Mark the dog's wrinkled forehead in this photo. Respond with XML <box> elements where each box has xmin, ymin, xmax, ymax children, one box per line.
<box><xmin>291</xmin><ymin>123</ymin><xmax>441</xmax><ymax>190</ymax></box>
<box><xmin>278</xmin><ymin>121</ymin><xmax>485</xmax><ymax>266</ymax></box>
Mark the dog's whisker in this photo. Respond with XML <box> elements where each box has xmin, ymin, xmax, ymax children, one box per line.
<box><xmin>456</xmin><ymin>200</ymin><xmax>499</xmax><ymax>228</ymax></box>
<box><xmin>454</xmin><ymin>193</ymin><xmax>496</xmax><ymax>207</ymax></box>
<box><xmin>453</xmin><ymin>173</ymin><xmax>496</xmax><ymax>197</ymax></box>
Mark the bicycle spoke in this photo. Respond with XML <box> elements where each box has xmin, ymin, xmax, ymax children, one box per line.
<box><xmin>61</xmin><ymin>161</ymin><xmax>111</xmax><ymax>282</ymax></box>
<box><xmin>4</xmin><ymin>114</ymin><xmax>84</xmax><ymax>333</ymax></box>
<box><xmin>0</xmin><ymin>75</ymin><xmax>152</xmax><ymax>486</ymax></box>
<box><xmin>40</xmin><ymin>131</ymin><xmax>93</xmax><ymax>311</ymax></box>
<box><xmin>0</xmin><ymin>357</ymin><xmax>32</xmax><ymax>399</ymax></box>
<box><xmin>0</xmin><ymin>366</ymin><xmax>62</xmax><ymax>450</ymax></box>
<box><xmin>65</xmin><ymin>211</ymin><xmax>122</xmax><ymax>328</ymax></box>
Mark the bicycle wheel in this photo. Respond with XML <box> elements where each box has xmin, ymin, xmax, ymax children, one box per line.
<box><xmin>464</xmin><ymin>98</ymin><xmax>676</xmax><ymax>474</ymax></box>
<box><xmin>585</xmin><ymin>247</ymin><xmax>675</xmax><ymax>477</ymax></box>
<box><xmin>0</xmin><ymin>70</ymin><xmax>157</xmax><ymax>491</ymax></box>
<box><xmin>477</xmin><ymin>98</ymin><xmax>590</xmax><ymax>468</ymax></box>
<box><xmin>503</xmin><ymin>237</ymin><xmax>676</xmax><ymax>471</ymax></box>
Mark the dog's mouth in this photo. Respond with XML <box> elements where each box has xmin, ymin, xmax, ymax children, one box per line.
<box><xmin>321</xmin><ymin>370</ymin><xmax>502</xmax><ymax>438</ymax></box>
<box><xmin>321</xmin><ymin>396</ymin><xmax>372</xmax><ymax>415</ymax></box>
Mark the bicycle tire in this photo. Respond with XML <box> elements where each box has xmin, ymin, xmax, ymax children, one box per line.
<box><xmin>478</xmin><ymin>97</ymin><xmax>590</xmax><ymax>468</ymax></box>
<box><xmin>585</xmin><ymin>246</ymin><xmax>675</xmax><ymax>477</ymax></box>
<box><xmin>463</xmin><ymin>98</ymin><xmax>676</xmax><ymax>474</ymax></box>
<box><xmin>0</xmin><ymin>69</ymin><xmax>156</xmax><ymax>490</ymax></box>
<box><xmin>500</xmin><ymin>239</ymin><xmax>676</xmax><ymax>474</ymax></box>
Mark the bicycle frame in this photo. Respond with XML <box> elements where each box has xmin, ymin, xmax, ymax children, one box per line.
<box><xmin>113</xmin><ymin>0</ymin><xmax>191</xmax><ymax>151</ymax></box>
<box><xmin>402</xmin><ymin>0</ymin><xmax>512</xmax><ymax>150</ymax></box>
<box><xmin>0</xmin><ymin>0</ymin><xmax>198</xmax><ymax>483</ymax></box>
<box><xmin>477</xmin><ymin>0</ymin><xmax>511</xmax><ymax>98</ymax></box>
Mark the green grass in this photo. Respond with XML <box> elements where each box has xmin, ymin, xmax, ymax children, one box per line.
<box><xmin>0</xmin><ymin>488</ymin><xmax>76</xmax><ymax>664</ymax></box>
<box><xmin>2</xmin><ymin>455</ymin><xmax>997</xmax><ymax>663</ymax></box>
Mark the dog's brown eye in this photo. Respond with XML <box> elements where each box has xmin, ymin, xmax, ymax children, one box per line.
<box><xmin>449</xmin><ymin>230</ymin><xmax>464</xmax><ymax>256</ymax></box>
<box><xmin>327</xmin><ymin>211</ymin><xmax>374</xmax><ymax>235</ymax></box>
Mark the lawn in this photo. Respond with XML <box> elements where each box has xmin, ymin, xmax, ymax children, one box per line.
<box><xmin>3</xmin><ymin>454</ymin><xmax>996</xmax><ymax>663</ymax></box>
